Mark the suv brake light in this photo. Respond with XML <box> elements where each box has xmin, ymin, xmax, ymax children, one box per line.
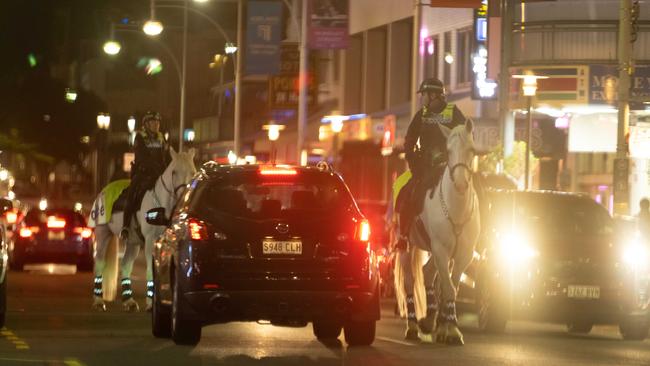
<box><xmin>259</xmin><ymin>166</ymin><xmax>297</xmax><ymax>176</ymax></box>
<box><xmin>73</xmin><ymin>227</ymin><xmax>93</xmax><ymax>239</ymax></box>
<box><xmin>355</xmin><ymin>219</ymin><xmax>371</xmax><ymax>242</ymax></box>
<box><xmin>188</xmin><ymin>218</ymin><xmax>208</xmax><ymax>241</ymax></box>
<box><xmin>5</xmin><ymin>209</ymin><xmax>18</xmax><ymax>224</ymax></box>
<box><xmin>20</xmin><ymin>226</ymin><xmax>39</xmax><ymax>238</ymax></box>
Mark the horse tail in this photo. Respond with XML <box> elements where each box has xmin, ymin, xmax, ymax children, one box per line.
<box><xmin>393</xmin><ymin>246</ymin><xmax>428</xmax><ymax>320</ymax></box>
<box><xmin>411</xmin><ymin>246</ymin><xmax>427</xmax><ymax>320</ymax></box>
<box><xmin>102</xmin><ymin>235</ymin><xmax>119</xmax><ymax>301</ymax></box>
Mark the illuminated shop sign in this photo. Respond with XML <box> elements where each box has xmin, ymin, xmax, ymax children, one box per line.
<box><xmin>472</xmin><ymin>0</ymin><xmax>497</xmax><ymax>99</ymax></box>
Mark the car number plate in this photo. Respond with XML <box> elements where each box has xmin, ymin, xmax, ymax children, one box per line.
<box><xmin>567</xmin><ymin>285</ymin><xmax>600</xmax><ymax>299</ymax></box>
<box><xmin>262</xmin><ymin>239</ymin><xmax>302</xmax><ymax>255</ymax></box>
<box><xmin>47</xmin><ymin>231</ymin><xmax>65</xmax><ymax>241</ymax></box>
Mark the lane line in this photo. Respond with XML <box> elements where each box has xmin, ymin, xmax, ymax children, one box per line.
<box><xmin>64</xmin><ymin>358</ymin><xmax>87</xmax><ymax>366</ymax></box>
<box><xmin>0</xmin><ymin>327</ymin><xmax>30</xmax><ymax>350</ymax></box>
<box><xmin>375</xmin><ymin>336</ymin><xmax>416</xmax><ymax>346</ymax></box>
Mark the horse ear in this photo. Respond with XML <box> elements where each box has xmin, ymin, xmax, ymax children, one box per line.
<box><xmin>465</xmin><ymin>118</ymin><xmax>474</xmax><ymax>134</ymax></box>
<box><xmin>169</xmin><ymin>146</ymin><xmax>178</xmax><ymax>160</ymax></box>
<box><xmin>439</xmin><ymin>124</ymin><xmax>452</xmax><ymax>138</ymax></box>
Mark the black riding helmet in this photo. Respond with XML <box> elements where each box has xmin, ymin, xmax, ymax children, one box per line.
<box><xmin>142</xmin><ymin>111</ymin><xmax>161</xmax><ymax>125</ymax></box>
<box><xmin>418</xmin><ymin>78</ymin><xmax>445</xmax><ymax>95</ymax></box>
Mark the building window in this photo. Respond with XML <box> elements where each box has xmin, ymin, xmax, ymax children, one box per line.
<box><xmin>443</xmin><ymin>31</ymin><xmax>452</xmax><ymax>86</ymax></box>
<box><xmin>456</xmin><ymin>28</ymin><xmax>472</xmax><ymax>86</ymax></box>
<box><xmin>423</xmin><ymin>36</ymin><xmax>439</xmax><ymax>79</ymax></box>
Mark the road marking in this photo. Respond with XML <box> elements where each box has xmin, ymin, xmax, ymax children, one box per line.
<box><xmin>0</xmin><ymin>327</ymin><xmax>30</xmax><ymax>350</ymax></box>
<box><xmin>375</xmin><ymin>336</ymin><xmax>416</xmax><ymax>346</ymax></box>
<box><xmin>0</xmin><ymin>357</ymin><xmax>85</xmax><ymax>364</ymax></box>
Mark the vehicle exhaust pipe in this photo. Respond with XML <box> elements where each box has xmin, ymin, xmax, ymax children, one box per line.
<box><xmin>209</xmin><ymin>294</ymin><xmax>230</xmax><ymax>314</ymax></box>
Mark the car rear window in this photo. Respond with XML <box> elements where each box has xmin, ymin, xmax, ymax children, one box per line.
<box><xmin>491</xmin><ymin>193</ymin><xmax>613</xmax><ymax>236</ymax></box>
<box><xmin>190</xmin><ymin>171</ymin><xmax>354</xmax><ymax>219</ymax></box>
<box><xmin>23</xmin><ymin>209</ymin><xmax>86</xmax><ymax>227</ymax></box>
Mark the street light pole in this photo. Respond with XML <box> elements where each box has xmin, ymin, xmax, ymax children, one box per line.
<box><xmin>615</xmin><ymin>0</ymin><xmax>633</xmax><ymax>215</ymax></box>
<box><xmin>525</xmin><ymin>95</ymin><xmax>532</xmax><ymax>190</ymax></box>
<box><xmin>297</xmin><ymin>0</ymin><xmax>308</xmax><ymax>165</ymax></box>
<box><xmin>178</xmin><ymin>0</ymin><xmax>189</xmax><ymax>152</ymax></box>
<box><xmin>234</xmin><ymin>0</ymin><xmax>243</xmax><ymax>158</ymax></box>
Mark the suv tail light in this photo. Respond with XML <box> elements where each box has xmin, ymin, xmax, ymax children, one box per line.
<box><xmin>19</xmin><ymin>226</ymin><xmax>39</xmax><ymax>238</ymax></box>
<box><xmin>73</xmin><ymin>227</ymin><xmax>93</xmax><ymax>239</ymax></box>
<box><xmin>355</xmin><ymin>219</ymin><xmax>371</xmax><ymax>242</ymax></box>
<box><xmin>259</xmin><ymin>166</ymin><xmax>297</xmax><ymax>176</ymax></box>
<box><xmin>188</xmin><ymin>218</ymin><xmax>209</xmax><ymax>241</ymax></box>
<box><xmin>5</xmin><ymin>209</ymin><xmax>18</xmax><ymax>224</ymax></box>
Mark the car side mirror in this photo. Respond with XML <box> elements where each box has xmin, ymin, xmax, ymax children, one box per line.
<box><xmin>146</xmin><ymin>208</ymin><xmax>170</xmax><ymax>226</ymax></box>
<box><xmin>0</xmin><ymin>198</ymin><xmax>12</xmax><ymax>215</ymax></box>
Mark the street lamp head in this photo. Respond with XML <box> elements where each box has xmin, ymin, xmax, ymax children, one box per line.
<box><xmin>225</xmin><ymin>43</ymin><xmax>238</xmax><ymax>55</ymax></box>
<box><xmin>103</xmin><ymin>40</ymin><xmax>121</xmax><ymax>55</ymax></box>
<box><xmin>97</xmin><ymin>114</ymin><xmax>111</xmax><ymax>130</ymax></box>
<box><xmin>512</xmin><ymin>74</ymin><xmax>549</xmax><ymax>97</ymax></box>
<box><xmin>127</xmin><ymin>116</ymin><xmax>136</xmax><ymax>133</ymax></box>
<box><xmin>263</xmin><ymin>122</ymin><xmax>285</xmax><ymax>142</ymax></box>
<box><xmin>143</xmin><ymin>20</ymin><xmax>164</xmax><ymax>36</ymax></box>
<box><xmin>194</xmin><ymin>0</ymin><xmax>209</xmax><ymax>2</ymax></box>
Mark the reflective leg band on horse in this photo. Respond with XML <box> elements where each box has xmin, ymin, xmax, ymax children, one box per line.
<box><xmin>146</xmin><ymin>280</ymin><xmax>154</xmax><ymax>299</ymax></box>
<box><xmin>441</xmin><ymin>300</ymin><xmax>458</xmax><ymax>325</ymax></box>
<box><xmin>406</xmin><ymin>294</ymin><xmax>417</xmax><ymax>323</ymax></box>
<box><xmin>93</xmin><ymin>276</ymin><xmax>103</xmax><ymax>297</ymax></box>
<box><xmin>426</xmin><ymin>286</ymin><xmax>438</xmax><ymax>317</ymax></box>
<box><xmin>121</xmin><ymin>278</ymin><xmax>133</xmax><ymax>301</ymax></box>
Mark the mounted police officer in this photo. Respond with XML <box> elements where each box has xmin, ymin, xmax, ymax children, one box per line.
<box><xmin>394</xmin><ymin>78</ymin><xmax>467</xmax><ymax>250</ymax></box>
<box><xmin>120</xmin><ymin>112</ymin><xmax>170</xmax><ymax>240</ymax></box>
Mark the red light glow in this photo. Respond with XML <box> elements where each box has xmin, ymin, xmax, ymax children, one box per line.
<box><xmin>47</xmin><ymin>216</ymin><xmax>66</xmax><ymax>229</ymax></box>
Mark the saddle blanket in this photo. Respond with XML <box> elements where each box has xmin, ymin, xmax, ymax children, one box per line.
<box><xmin>88</xmin><ymin>179</ymin><xmax>130</xmax><ymax>228</ymax></box>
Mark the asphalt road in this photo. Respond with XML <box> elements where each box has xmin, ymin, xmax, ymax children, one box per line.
<box><xmin>1</xmin><ymin>259</ymin><xmax>650</xmax><ymax>366</ymax></box>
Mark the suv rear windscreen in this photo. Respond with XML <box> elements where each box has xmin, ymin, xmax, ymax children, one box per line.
<box><xmin>23</xmin><ymin>209</ymin><xmax>86</xmax><ymax>228</ymax></box>
<box><xmin>191</xmin><ymin>171</ymin><xmax>355</xmax><ymax>220</ymax></box>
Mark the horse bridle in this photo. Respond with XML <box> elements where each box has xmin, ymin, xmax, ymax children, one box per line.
<box><xmin>447</xmin><ymin>160</ymin><xmax>473</xmax><ymax>192</ymax></box>
<box><xmin>159</xmin><ymin>170</ymin><xmax>186</xmax><ymax>202</ymax></box>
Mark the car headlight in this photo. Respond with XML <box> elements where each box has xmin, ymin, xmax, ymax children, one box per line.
<box><xmin>498</xmin><ymin>231</ymin><xmax>539</xmax><ymax>265</ymax></box>
<box><xmin>622</xmin><ymin>236</ymin><xmax>649</xmax><ymax>270</ymax></box>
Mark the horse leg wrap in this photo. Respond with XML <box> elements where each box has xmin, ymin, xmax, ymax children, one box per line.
<box><xmin>406</xmin><ymin>294</ymin><xmax>417</xmax><ymax>323</ymax></box>
<box><xmin>146</xmin><ymin>280</ymin><xmax>154</xmax><ymax>299</ymax></box>
<box><xmin>441</xmin><ymin>300</ymin><xmax>458</xmax><ymax>326</ymax></box>
<box><xmin>425</xmin><ymin>287</ymin><xmax>438</xmax><ymax>318</ymax></box>
<box><xmin>93</xmin><ymin>276</ymin><xmax>103</xmax><ymax>297</ymax></box>
<box><xmin>121</xmin><ymin>278</ymin><xmax>134</xmax><ymax>302</ymax></box>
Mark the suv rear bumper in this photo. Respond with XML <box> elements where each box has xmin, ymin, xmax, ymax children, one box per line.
<box><xmin>182</xmin><ymin>289</ymin><xmax>380</xmax><ymax>325</ymax></box>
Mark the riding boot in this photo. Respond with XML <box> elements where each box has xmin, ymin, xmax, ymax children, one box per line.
<box><xmin>121</xmin><ymin>278</ymin><xmax>134</xmax><ymax>302</ymax></box>
<box><xmin>93</xmin><ymin>276</ymin><xmax>103</xmax><ymax>298</ymax></box>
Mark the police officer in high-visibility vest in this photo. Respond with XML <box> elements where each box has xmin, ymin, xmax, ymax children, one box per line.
<box><xmin>120</xmin><ymin>111</ymin><xmax>170</xmax><ymax>241</ymax></box>
<box><xmin>395</xmin><ymin>78</ymin><xmax>467</xmax><ymax>250</ymax></box>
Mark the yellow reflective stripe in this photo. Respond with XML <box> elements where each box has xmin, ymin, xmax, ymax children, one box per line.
<box><xmin>442</xmin><ymin>104</ymin><xmax>454</xmax><ymax>119</ymax></box>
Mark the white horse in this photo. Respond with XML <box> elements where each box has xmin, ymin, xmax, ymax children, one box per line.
<box><xmin>394</xmin><ymin>120</ymin><xmax>480</xmax><ymax>345</ymax></box>
<box><xmin>91</xmin><ymin>148</ymin><xmax>196</xmax><ymax>312</ymax></box>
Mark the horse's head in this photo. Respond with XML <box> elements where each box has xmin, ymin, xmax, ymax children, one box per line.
<box><xmin>166</xmin><ymin>147</ymin><xmax>198</xmax><ymax>199</ymax></box>
<box><xmin>440</xmin><ymin>119</ymin><xmax>475</xmax><ymax>194</ymax></box>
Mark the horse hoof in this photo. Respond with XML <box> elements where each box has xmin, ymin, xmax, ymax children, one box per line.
<box><xmin>436</xmin><ymin>334</ymin><xmax>447</xmax><ymax>344</ymax></box>
<box><xmin>92</xmin><ymin>303</ymin><xmax>107</xmax><ymax>312</ymax></box>
<box><xmin>122</xmin><ymin>299</ymin><xmax>140</xmax><ymax>312</ymax></box>
<box><xmin>418</xmin><ymin>317</ymin><xmax>435</xmax><ymax>334</ymax></box>
<box><xmin>418</xmin><ymin>332</ymin><xmax>433</xmax><ymax>344</ymax></box>
<box><xmin>445</xmin><ymin>335</ymin><xmax>464</xmax><ymax>346</ymax></box>
<box><xmin>404</xmin><ymin>329</ymin><xmax>420</xmax><ymax>341</ymax></box>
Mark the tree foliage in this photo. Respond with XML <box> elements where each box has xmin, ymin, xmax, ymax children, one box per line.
<box><xmin>478</xmin><ymin>141</ymin><xmax>539</xmax><ymax>184</ymax></box>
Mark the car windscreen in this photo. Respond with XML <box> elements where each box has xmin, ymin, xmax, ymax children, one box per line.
<box><xmin>190</xmin><ymin>171</ymin><xmax>355</xmax><ymax>220</ymax></box>
<box><xmin>23</xmin><ymin>209</ymin><xmax>86</xmax><ymax>228</ymax></box>
<box><xmin>491</xmin><ymin>194</ymin><xmax>613</xmax><ymax>236</ymax></box>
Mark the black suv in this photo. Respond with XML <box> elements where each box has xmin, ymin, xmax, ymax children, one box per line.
<box><xmin>148</xmin><ymin>163</ymin><xmax>380</xmax><ymax>345</ymax></box>
<box><xmin>472</xmin><ymin>190</ymin><xmax>650</xmax><ymax>340</ymax></box>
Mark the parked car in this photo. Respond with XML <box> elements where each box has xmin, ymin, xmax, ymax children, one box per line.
<box><xmin>0</xmin><ymin>198</ymin><xmax>13</xmax><ymax>327</ymax></box>
<box><xmin>466</xmin><ymin>190</ymin><xmax>650</xmax><ymax>340</ymax></box>
<box><xmin>11</xmin><ymin>207</ymin><xmax>93</xmax><ymax>271</ymax></box>
<box><xmin>148</xmin><ymin>163</ymin><xmax>381</xmax><ymax>346</ymax></box>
